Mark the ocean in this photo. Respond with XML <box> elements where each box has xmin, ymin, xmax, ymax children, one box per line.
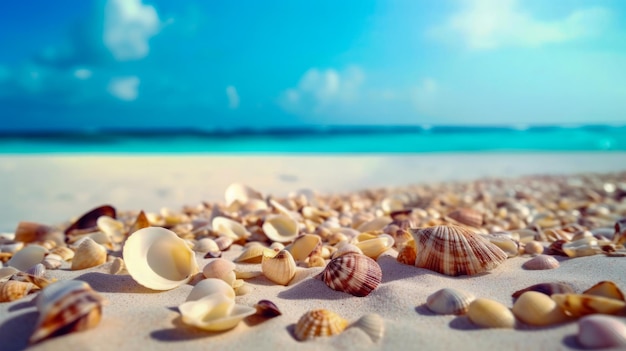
<box><xmin>0</xmin><ymin>125</ymin><xmax>624</xmax><ymax>153</ymax></box>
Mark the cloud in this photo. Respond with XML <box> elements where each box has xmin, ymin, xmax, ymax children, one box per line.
<box><xmin>432</xmin><ymin>0</ymin><xmax>610</xmax><ymax>50</ymax></box>
<box><xmin>103</xmin><ymin>0</ymin><xmax>162</xmax><ymax>60</ymax></box>
<box><xmin>226</xmin><ymin>86</ymin><xmax>240</xmax><ymax>109</ymax></box>
<box><xmin>107</xmin><ymin>76</ymin><xmax>140</xmax><ymax>101</ymax></box>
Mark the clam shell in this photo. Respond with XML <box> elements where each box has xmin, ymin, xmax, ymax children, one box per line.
<box><xmin>30</xmin><ymin>280</ymin><xmax>105</xmax><ymax>344</ymax></box>
<box><xmin>255</xmin><ymin>299</ymin><xmax>282</xmax><ymax>318</ymax></box>
<box><xmin>552</xmin><ymin>293</ymin><xmax>626</xmax><ymax>317</ymax></box>
<box><xmin>583</xmin><ymin>281</ymin><xmax>625</xmax><ymax>301</ymax></box>
<box><xmin>511</xmin><ymin>282</ymin><xmax>575</xmax><ymax>299</ymax></box>
<box><xmin>467</xmin><ymin>298</ymin><xmax>516</xmax><ymax>329</ymax></box>
<box><xmin>261</xmin><ymin>250</ymin><xmax>296</xmax><ymax>286</ymax></box>
<box><xmin>71</xmin><ymin>238</ymin><xmax>107</xmax><ymax>270</ymax></box>
<box><xmin>353</xmin><ymin>234</ymin><xmax>394</xmax><ymax>259</ymax></box>
<box><xmin>7</xmin><ymin>245</ymin><xmax>48</xmax><ymax>272</ymax></box>
<box><xmin>193</xmin><ymin>238</ymin><xmax>220</xmax><ymax>253</ymax></box>
<box><xmin>426</xmin><ymin>288</ymin><xmax>475</xmax><ymax>315</ymax></box>
<box><xmin>350</xmin><ymin>313</ymin><xmax>384</xmax><ymax>343</ymax></box>
<box><xmin>317</xmin><ymin>253</ymin><xmax>382</xmax><ymax>297</ymax></box>
<box><xmin>186</xmin><ymin>278</ymin><xmax>236</xmax><ymax>302</ymax></box>
<box><xmin>577</xmin><ymin>315</ymin><xmax>626</xmax><ymax>349</ymax></box>
<box><xmin>294</xmin><ymin>309</ymin><xmax>348</xmax><ymax>341</ymax></box>
<box><xmin>214</xmin><ymin>236</ymin><xmax>234</xmax><ymax>251</ymax></box>
<box><xmin>234</xmin><ymin>245</ymin><xmax>276</xmax><ymax>263</ymax></box>
<box><xmin>202</xmin><ymin>259</ymin><xmax>236</xmax><ymax>286</ymax></box>
<box><xmin>262</xmin><ymin>214</ymin><xmax>299</xmax><ymax>243</ymax></box>
<box><xmin>123</xmin><ymin>227</ymin><xmax>199</xmax><ymax>291</ymax></box>
<box><xmin>411</xmin><ymin>225</ymin><xmax>508</xmax><ymax>276</ymax></box>
<box><xmin>96</xmin><ymin>216</ymin><xmax>125</xmax><ymax>244</ymax></box>
<box><xmin>522</xmin><ymin>254</ymin><xmax>560</xmax><ymax>270</ymax></box>
<box><xmin>0</xmin><ymin>280</ymin><xmax>34</xmax><ymax>302</ymax></box>
<box><xmin>64</xmin><ymin>204</ymin><xmax>116</xmax><ymax>235</ymax></box>
<box><xmin>523</xmin><ymin>241</ymin><xmax>544</xmax><ymax>255</ymax></box>
<box><xmin>445</xmin><ymin>208</ymin><xmax>483</xmax><ymax>227</ymax></box>
<box><xmin>212</xmin><ymin>217</ymin><xmax>251</xmax><ymax>241</ymax></box>
<box><xmin>356</xmin><ymin>217</ymin><xmax>393</xmax><ymax>233</ymax></box>
<box><xmin>484</xmin><ymin>234</ymin><xmax>518</xmax><ymax>258</ymax></box>
<box><xmin>287</xmin><ymin>234</ymin><xmax>321</xmax><ymax>261</ymax></box>
<box><xmin>179</xmin><ymin>293</ymin><xmax>256</xmax><ymax>332</ymax></box>
<box><xmin>512</xmin><ymin>291</ymin><xmax>571</xmax><ymax>326</ymax></box>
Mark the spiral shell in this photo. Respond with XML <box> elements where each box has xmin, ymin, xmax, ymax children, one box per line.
<box><xmin>317</xmin><ymin>253</ymin><xmax>382</xmax><ymax>297</ymax></box>
<box><xmin>294</xmin><ymin>309</ymin><xmax>348</xmax><ymax>341</ymax></box>
<box><xmin>411</xmin><ymin>225</ymin><xmax>508</xmax><ymax>276</ymax></box>
<box><xmin>426</xmin><ymin>288</ymin><xmax>475</xmax><ymax>315</ymax></box>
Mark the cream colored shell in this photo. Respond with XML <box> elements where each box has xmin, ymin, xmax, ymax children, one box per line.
<box><xmin>179</xmin><ymin>293</ymin><xmax>255</xmax><ymax>332</ymax></box>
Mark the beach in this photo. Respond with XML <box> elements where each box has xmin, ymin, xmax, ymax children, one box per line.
<box><xmin>1</xmin><ymin>152</ymin><xmax>626</xmax><ymax>351</ymax></box>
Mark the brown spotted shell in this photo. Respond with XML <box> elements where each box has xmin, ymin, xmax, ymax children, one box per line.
<box><xmin>317</xmin><ymin>253</ymin><xmax>382</xmax><ymax>297</ymax></box>
<box><xmin>294</xmin><ymin>309</ymin><xmax>348</xmax><ymax>341</ymax></box>
<box><xmin>410</xmin><ymin>225</ymin><xmax>508</xmax><ymax>276</ymax></box>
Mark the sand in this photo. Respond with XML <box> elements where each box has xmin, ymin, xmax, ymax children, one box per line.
<box><xmin>1</xmin><ymin>152</ymin><xmax>626</xmax><ymax>351</ymax></box>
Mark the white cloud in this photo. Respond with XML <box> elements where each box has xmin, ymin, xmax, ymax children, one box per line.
<box><xmin>107</xmin><ymin>76</ymin><xmax>140</xmax><ymax>101</ymax></box>
<box><xmin>432</xmin><ymin>0</ymin><xmax>610</xmax><ymax>50</ymax></box>
<box><xmin>103</xmin><ymin>0</ymin><xmax>161</xmax><ymax>60</ymax></box>
<box><xmin>226</xmin><ymin>85</ymin><xmax>240</xmax><ymax>109</ymax></box>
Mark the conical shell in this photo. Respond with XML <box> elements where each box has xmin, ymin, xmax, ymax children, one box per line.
<box><xmin>552</xmin><ymin>293</ymin><xmax>626</xmax><ymax>317</ymax></box>
<box><xmin>262</xmin><ymin>214</ymin><xmax>299</xmax><ymax>243</ymax></box>
<box><xmin>467</xmin><ymin>298</ymin><xmax>516</xmax><ymax>329</ymax></box>
<box><xmin>411</xmin><ymin>225</ymin><xmax>508</xmax><ymax>276</ymax></box>
<box><xmin>0</xmin><ymin>280</ymin><xmax>34</xmax><ymax>302</ymax></box>
<box><xmin>30</xmin><ymin>280</ymin><xmax>105</xmax><ymax>344</ymax></box>
<box><xmin>7</xmin><ymin>245</ymin><xmax>47</xmax><ymax>272</ymax></box>
<box><xmin>202</xmin><ymin>259</ymin><xmax>236</xmax><ymax>286</ymax></box>
<box><xmin>583</xmin><ymin>281</ymin><xmax>625</xmax><ymax>301</ymax></box>
<box><xmin>71</xmin><ymin>238</ymin><xmax>107</xmax><ymax>270</ymax></box>
<box><xmin>445</xmin><ymin>208</ymin><xmax>483</xmax><ymax>227</ymax></box>
<box><xmin>261</xmin><ymin>250</ymin><xmax>296</xmax><ymax>286</ymax></box>
<box><xmin>511</xmin><ymin>282</ymin><xmax>575</xmax><ymax>299</ymax></box>
<box><xmin>179</xmin><ymin>293</ymin><xmax>256</xmax><ymax>332</ymax></box>
<box><xmin>522</xmin><ymin>254</ymin><xmax>560</xmax><ymax>270</ymax></box>
<box><xmin>186</xmin><ymin>278</ymin><xmax>236</xmax><ymax>302</ymax></box>
<box><xmin>426</xmin><ymin>288</ymin><xmax>475</xmax><ymax>315</ymax></box>
<box><xmin>577</xmin><ymin>315</ymin><xmax>626</xmax><ymax>349</ymax></box>
<box><xmin>317</xmin><ymin>253</ymin><xmax>382</xmax><ymax>297</ymax></box>
<box><xmin>349</xmin><ymin>313</ymin><xmax>384</xmax><ymax>343</ymax></box>
<box><xmin>512</xmin><ymin>291</ymin><xmax>571</xmax><ymax>326</ymax></box>
<box><xmin>294</xmin><ymin>309</ymin><xmax>348</xmax><ymax>341</ymax></box>
<box><xmin>212</xmin><ymin>217</ymin><xmax>251</xmax><ymax>241</ymax></box>
<box><xmin>123</xmin><ymin>227</ymin><xmax>199</xmax><ymax>290</ymax></box>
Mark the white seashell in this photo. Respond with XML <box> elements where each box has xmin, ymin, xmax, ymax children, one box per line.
<box><xmin>381</xmin><ymin>194</ymin><xmax>408</xmax><ymax>214</ymax></box>
<box><xmin>356</xmin><ymin>217</ymin><xmax>393</xmax><ymax>233</ymax></box>
<box><xmin>350</xmin><ymin>313</ymin><xmax>384</xmax><ymax>343</ymax></box>
<box><xmin>109</xmin><ymin>257</ymin><xmax>126</xmax><ymax>275</ymax></box>
<box><xmin>353</xmin><ymin>234</ymin><xmax>394</xmax><ymax>259</ymax></box>
<box><xmin>467</xmin><ymin>298</ymin><xmax>516</xmax><ymax>328</ymax></box>
<box><xmin>577</xmin><ymin>315</ymin><xmax>626</xmax><ymax>349</ymax></box>
<box><xmin>202</xmin><ymin>259</ymin><xmax>236</xmax><ymax>286</ymax></box>
<box><xmin>214</xmin><ymin>236</ymin><xmax>234</xmax><ymax>251</ymax></box>
<box><xmin>193</xmin><ymin>238</ymin><xmax>220</xmax><ymax>253</ymax></box>
<box><xmin>286</xmin><ymin>234</ymin><xmax>321</xmax><ymax>261</ymax></box>
<box><xmin>123</xmin><ymin>227</ymin><xmax>199</xmax><ymax>291</ymax></box>
<box><xmin>262</xmin><ymin>214</ymin><xmax>299</xmax><ymax>243</ymax></box>
<box><xmin>0</xmin><ymin>266</ymin><xmax>19</xmax><ymax>281</ymax></box>
<box><xmin>186</xmin><ymin>278</ymin><xmax>236</xmax><ymax>301</ymax></box>
<box><xmin>512</xmin><ymin>291</ymin><xmax>571</xmax><ymax>326</ymax></box>
<box><xmin>71</xmin><ymin>237</ymin><xmax>107</xmax><ymax>270</ymax></box>
<box><xmin>426</xmin><ymin>288</ymin><xmax>475</xmax><ymax>315</ymax></box>
<box><xmin>26</xmin><ymin>263</ymin><xmax>46</xmax><ymax>278</ymax></box>
<box><xmin>224</xmin><ymin>183</ymin><xmax>263</xmax><ymax>207</ymax></box>
<box><xmin>179</xmin><ymin>293</ymin><xmax>256</xmax><ymax>332</ymax></box>
<box><xmin>69</xmin><ymin>232</ymin><xmax>112</xmax><ymax>250</ymax></box>
<box><xmin>96</xmin><ymin>216</ymin><xmax>125</xmax><ymax>243</ymax></box>
<box><xmin>522</xmin><ymin>254</ymin><xmax>560</xmax><ymax>270</ymax></box>
<box><xmin>294</xmin><ymin>309</ymin><xmax>348</xmax><ymax>341</ymax></box>
<box><xmin>0</xmin><ymin>240</ymin><xmax>24</xmax><ymax>253</ymax></box>
<box><xmin>212</xmin><ymin>217</ymin><xmax>251</xmax><ymax>241</ymax></box>
<box><xmin>261</xmin><ymin>250</ymin><xmax>296</xmax><ymax>286</ymax></box>
<box><xmin>42</xmin><ymin>254</ymin><xmax>64</xmax><ymax>270</ymax></box>
<box><xmin>7</xmin><ymin>245</ymin><xmax>47</xmax><ymax>272</ymax></box>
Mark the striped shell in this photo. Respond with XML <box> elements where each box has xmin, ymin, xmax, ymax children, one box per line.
<box><xmin>317</xmin><ymin>253</ymin><xmax>382</xmax><ymax>297</ymax></box>
<box><xmin>522</xmin><ymin>254</ymin><xmax>560</xmax><ymax>270</ymax></box>
<box><xmin>294</xmin><ymin>309</ymin><xmax>348</xmax><ymax>341</ymax></box>
<box><xmin>426</xmin><ymin>288</ymin><xmax>475</xmax><ymax>315</ymax></box>
<box><xmin>349</xmin><ymin>313</ymin><xmax>384</xmax><ymax>343</ymax></box>
<box><xmin>0</xmin><ymin>280</ymin><xmax>34</xmax><ymax>302</ymax></box>
<box><xmin>410</xmin><ymin>225</ymin><xmax>508</xmax><ymax>276</ymax></box>
<box><xmin>446</xmin><ymin>208</ymin><xmax>483</xmax><ymax>227</ymax></box>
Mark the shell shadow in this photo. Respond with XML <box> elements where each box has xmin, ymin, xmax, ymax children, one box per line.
<box><xmin>562</xmin><ymin>334</ymin><xmax>585</xmax><ymax>350</ymax></box>
<box><xmin>73</xmin><ymin>272</ymin><xmax>160</xmax><ymax>294</ymax></box>
<box><xmin>285</xmin><ymin>323</ymin><xmax>297</xmax><ymax>341</ymax></box>
<box><xmin>150</xmin><ymin>315</ymin><xmax>225</xmax><ymax>342</ymax></box>
<box><xmin>377</xmin><ymin>255</ymin><xmax>422</xmax><ymax>283</ymax></box>
<box><xmin>8</xmin><ymin>296</ymin><xmax>37</xmax><ymax>312</ymax></box>
<box><xmin>448</xmin><ymin>315</ymin><xmax>482</xmax><ymax>331</ymax></box>
<box><xmin>0</xmin><ymin>310</ymin><xmax>39</xmax><ymax>351</ymax></box>
<box><xmin>414</xmin><ymin>304</ymin><xmax>437</xmax><ymax>316</ymax></box>
<box><xmin>277</xmin><ymin>277</ymin><xmax>351</xmax><ymax>300</ymax></box>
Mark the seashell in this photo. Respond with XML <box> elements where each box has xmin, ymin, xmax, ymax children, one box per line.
<box><xmin>356</xmin><ymin>217</ymin><xmax>393</xmax><ymax>233</ymax></box>
<box><xmin>613</xmin><ymin>217</ymin><xmax>626</xmax><ymax>245</ymax></box>
<box><xmin>26</xmin><ymin>263</ymin><xmax>46</xmax><ymax>278</ymax></box>
<box><xmin>381</xmin><ymin>194</ymin><xmax>407</xmax><ymax>214</ymax></box>
<box><xmin>255</xmin><ymin>299</ymin><xmax>282</xmax><ymax>318</ymax></box>
<box><xmin>467</xmin><ymin>298</ymin><xmax>516</xmax><ymax>329</ymax></box>
<box><xmin>212</xmin><ymin>217</ymin><xmax>251</xmax><ymax>241</ymax></box>
<box><xmin>128</xmin><ymin>210</ymin><xmax>150</xmax><ymax>236</ymax></box>
<box><xmin>97</xmin><ymin>216</ymin><xmax>125</xmax><ymax>244</ymax></box>
<box><xmin>179</xmin><ymin>293</ymin><xmax>256</xmax><ymax>332</ymax></box>
<box><xmin>411</xmin><ymin>225</ymin><xmax>508</xmax><ymax>276</ymax></box>
<box><xmin>193</xmin><ymin>238</ymin><xmax>219</xmax><ymax>253</ymax></box>
<box><xmin>512</xmin><ymin>282</ymin><xmax>575</xmax><ymax>299</ymax></box>
<box><xmin>484</xmin><ymin>233</ymin><xmax>518</xmax><ymax>258</ymax></box>
<box><xmin>42</xmin><ymin>254</ymin><xmax>64</xmax><ymax>270</ymax></box>
<box><xmin>426</xmin><ymin>288</ymin><xmax>475</xmax><ymax>315</ymax></box>
<box><xmin>331</xmin><ymin>243</ymin><xmax>363</xmax><ymax>259</ymax></box>
<box><xmin>583</xmin><ymin>281</ymin><xmax>625</xmax><ymax>301</ymax></box>
<box><xmin>123</xmin><ymin>227</ymin><xmax>199</xmax><ymax>291</ymax></box>
<box><xmin>396</xmin><ymin>242</ymin><xmax>417</xmax><ymax>266</ymax></box>
<box><xmin>261</xmin><ymin>250</ymin><xmax>296</xmax><ymax>286</ymax></box>
<box><xmin>316</xmin><ymin>253</ymin><xmax>382</xmax><ymax>297</ymax></box>
<box><xmin>562</xmin><ymin>237</ymin><xmax>599</xmax><ymax>258</ymax></box>
<box><xmin>214</xmin><ymin>236</ymin><xmax>234</xmax><ymax>251</ymax></box>
<box><xmin>234</xmin><ymin>245</ymin><xmax>276</xmax><ymax>263</ymax></box>
<box><xmin>523</xmin><ymin>241</ymin><xmax>544</xmax><ymax>255</ymax></box>
<box><xmin>353</xmin><ymin>234</ymin><xmax>394</xmax><ymax>259</ymax></box>
<box><xmin>15</xmin><ymin>222</ymin><xmax>64</xmax><ymax>246</ymax></box>
<box><xmin>50</xmin><ymin>246</ymin><xmax>75</xmax><ymax>261</ymax></box>
<box><xmin>307</xmin><ymin>255</ymin><xmax>326</xmax><ymax>268</ymax></box>
<box><xmin>577</xmin><ymin>315</ymin><xmax>626</xmax><ymax>349</ymax></box>
<box><xmin>64</xmin><ymin>204</ymin><xmax>116</xmax><ymax>235</ymax></box>
<box><xmin>0</xmin><ymin>240</ymin><xmax>24</xmax><ymax>254</ymax></box>
<box><xmin>0</xmin><ymin>280</ymin><xmax>35</xmax><ymax>302</ymax></box>
<box><xmin>15</xmin><ymin>272</ymin><xmax>54</xmax><ymax>289</ymax></box>
<box><xmin>186</xmin><ymin>278</ymin><xmax>236</xmax><ymax>302</ymax></box>
<box><xmin>270</xmin><ymin>242</ymin><xmax>285</xmax><ymax>251</ymax></box>
<box><xmin>7</xmin><ymin>245</ymin><xmax>47</xmax><ymax>272</ymax></box>
<box><xmin>202</xmin><ymin>259</ymin><xmax>236</xmax><ymax>286</ymax></box>
<box><xmin>522</xmin><ymin>254</ymin><xmax>560</xmax><ymax>270</ymax></box>
<box><xmin>286</xmin><ymin>234</ymin><xmax>321</xmax><ymax>261</ymax></box>
<box><xmin>68</xmin><ymin>232</ymin><xmax>112</xmax><ymax>250</ymax></box>
<box><xmin>350</xmin><ymin>313</ymin><xmax>384</xmax><ymax>343</ymax></box>
<box><xmin>552</xmin><ymin>293</ymin><xmax>626</xmax><ymax>317</ymax></box>
<box><xmin>71</xmin><ymin>238</ymin><xmax>107</xmax><ymax>270</ymax></box>
<box><xmin>225</xmin><ymin>183</ymin><xmax>264</xmax><ymax>207</ymax></box>
<box><xmin>294</xmin><ymin>309</ymin><xmax>348</xmax><ymax>341</ymax></box>
<box><xmin>30</xmin><ymin>280</ymin><xmax>105</xmax><ymax>344</ymax></box>
<box><xmin>109</xmin><ymin>257</ymin><xmax>126</xmax><ymax>275</ymax></box>
<box><xmin>0</xmin><ymin>266</ymin><xmax>19</xmax><ymax>281</ymax></box>
<box><xmin>512</xmin><ymin>291</ymin><xmax>571</xmax><ymax>326</ymax></box>
<box><xmin>445</xmin><ymin>208</ymin><xmax>483</xmax><ymax>227</ymax></box>
<box><xmin>262</xmin><ymin>214</ymin><xmax>299</xmax><ymax>243</ymax></box>
<box><xmin>234</xmin><ymin>270</ymin><xmax>262</xmax><ymax>279</ymax></box>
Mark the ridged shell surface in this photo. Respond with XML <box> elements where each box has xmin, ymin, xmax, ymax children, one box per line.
<box><xmin>411</xmin><ymin>225</ymin><xmax>508</xmax><ymax>276</ymax></box>
<box><xmin>446</xmin><ymin>208</ymin><xmax>483</xmax><ymax>227</ymax></box>
<box><xmin>426</xmin><ymin>288</ymin><xmax>475</xmax><ymax>315</ymax></box>
<box><xmin>294</xmin><ymin>309</ymin><xmax>348</xmax><ymax>341</ymax></box>
<box><xmin>318</xmin><ymin>253</ymin><xmax>382</xmax><ymax>297</ymax></box>
<box><xmin>522</xmin><ymin>254</ymin><xmax>560</xmax><ymax>270</ymax></box>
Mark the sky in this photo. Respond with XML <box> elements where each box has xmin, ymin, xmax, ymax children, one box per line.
<box><xmin>0</xmin><ymin>0</ymin><xmax>625</xmax><ymax>131</ymax></box>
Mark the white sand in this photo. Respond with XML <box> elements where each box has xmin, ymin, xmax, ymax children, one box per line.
<box><xmin>1</xmin><ymin>153</ymin><xmax>626</xmax><ymax>351</ymax></box>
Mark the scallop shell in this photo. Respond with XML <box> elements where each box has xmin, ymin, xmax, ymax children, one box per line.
<box><xmin>467</xmin><ymin>298</ymin><xmax>516</xmax><ymax>329</ymax></box>
<box><xmin>512</xmin><ymin>291</ymin><xmax>571</xmax><ymax>326</ymax></box>
<box><xmin>255</xmin><ymin>299</ymin><xmax>282</xmax><ymax>318</ymax></box>
<box><xmin>522</xmin><ymin>254</ymin><xmax>560</xmax><ymax>270</ymax></box>
<box><xmin>30</xmin><ymin>280</ymin><xmax>105</xmax><ymax>344</ymax></box>
<box><xmin>350</xmin><ymin>313</ymin><xmax>384</xmax><ymax>343</ymax></box>
<box><xmin>426</xmin><ymin>288</ymin><xmax>475</xmax><ymax>315</ymax></box>
<box><xmin>411</xmin><ymin>225</ymin><xmax>508</xmax><ymax>276</ymax></box>
<box><xmin>202</xmin><ymin>259</ymin><xmax>236</xmax><ymax>286</ymax></box>
<box><xmin>294</xmin><ymin>309</ymin><xmax>348</xmax><ymax>341</ymax></box>
<box><xmin>0</xmin><ymin>280</ymin><xmax>35</xmax><ymax>302</ymax></box>
<box><xmin>234</xmin><ymin>245</ymin><xmax>276</xmax><ymax>263</ymax></box>
<box><xmin>583</xmin><ymin>281</ymin><xmax>625</xmax><ymax>301</ymax></box>
<box><xmin>262</xmin><ymin>214</ymin><xmax>299</xmax><ymax>243</ymax></box>
<box><xmin>577</xmin><ymin>315</ymin><xmax>626</xmax><ymax>349</ymax></box>
<box><xmin>71</xmin><ymin>238</ymin><xmax>107</xmax><ymax>270</ymax></box>
<box><xmin>552</xmin><ymin>293</ymin><xmax>626</xmax><ymax>317</ymax></box>
<box><xmin>286</xmin><ymin>234</ymin><xmax>321</xmax><ymax>261</ymax></box>
<box><xmin>353</xmin><ymin>234</ymin><xmax>394</xmax><ymax>259</ymax></box>
<box><xmin>186</xmin><ymin>278</ymin><xmax>236</xmax><ymax>302</ymax></box>
<box><xmin>123</xmin><ymin>227</ymin><xmax>199</xmax><ymax>291</ymax></box>
<box><xmin>179</xmin><ymin>293</ymin><xmax>255</xmax><ymax>332</ymax></box>
<box><xmin>212</xmin><ymin>217</ymin><xmax>251</xmax><ymax>241</ymax></box>
<box><xmin>511</xmin><ymin>282</ymin><xmax>575</xmax><ymax>299</ymax></box>
<box><xmin>317</xmin><ymin>253</ymin><xmax>382</xmax><ymax>297</ymax></box>
<box><xmin>7</xmin><ymin>245</ymin><xmax>47</xmax><ymax>271</ymax></box>
<box><xmin>445</xmin><ymin>208</ymin><xmax>483</xmax><ymax>227</ymax></box>
<box><xmin>261</xmin><ymin>250</ymin><xmax>296</xmax><ymax>286</ymax></box>
<box><xmin>64</xmin><ymin>204</ymin><xmax>116</xmax><ymax>235</ymax></box>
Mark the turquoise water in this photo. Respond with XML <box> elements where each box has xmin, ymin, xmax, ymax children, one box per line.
<box><xmin>0</xmin><ymin>125</ymin><xmax>624</xmax><ymax>153</ymax></box>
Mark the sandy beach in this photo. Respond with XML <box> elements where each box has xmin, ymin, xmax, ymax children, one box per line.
<box><xmin>1</xmin><ymin>152</ymin><xmax>626</xmax><ymax>351</ymax></box>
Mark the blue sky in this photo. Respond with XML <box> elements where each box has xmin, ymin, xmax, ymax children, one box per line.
<box><xmin>0</xmin><ymin>0</ymin><xmax>625</xmax><ymax>131</ymax></box>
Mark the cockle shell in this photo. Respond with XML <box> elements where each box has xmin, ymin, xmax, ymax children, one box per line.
<box><xmin>261</xmin><ymin>250</ymin><xmax>296</xmax><ymax>286</ymax></box>
<box><xmin>577</xmin><ymin>315</ymin><xmax>626</xmax><ymax>349</ymax></box>
<box><xmin>286</xmin><ymin>234</ymin><xmax>321</xmax><ymax>261</ymax></box>
<box><xmin>294</xmin><ymin>309</ymin><xmax>348</xmax><ymax>341</ymax></box>
<box><xmin>353</xmin><ymin>234</ymin><xmax>394</xmax><ymax>259</ymax></box>
<box><xmin>511</xmin><ymin>282</ymin><xmax>575</xmax><ymax>299</ymax></box>
<box><xmin>552</xmin><ymin>293</ymin><xmax>626</xmax><ymax>317</ymax></box>
<box><xmin>123</xmin><ymin>227</ymin><xmax>199</xmax><ymax>291</ymax></box>
<box><xmin>512</xmin><ymin>292</ymin><xmax>571</xmax><ymax>326</ymax></box>
<box><xmin>71</xmin><ymin>238</ymin><xmax>107</xmax><ymax>270</ymax></box>
<box><xmin>186</xmin><ymin>278</ymin><xmax>236</xmax><ymax>302</ymax></box>
<box><xmin>411</xmin><ymin>225</ymin><xmax>508</xmax><ymax>276</ymax></box>
<box><xmin>317</xmin><ymin>253</ymin><xmax>382</xmax><ymax>297</ymax></box>
<box><xmin>179</xmin><ymin>293</ymin><xmax>256</xmax><ymax>332</ymax></box>
<box><xmin>467</xmin><ymin>298</ymin><xmax>516</xmax><ymax>329</ymax></box>
<box><xmin>202</xmin><ymin>259</ymin><xmax>236</xmax><ymax>286</ymax></box>
<box><xmin>30</xmin><ymin>280</ymin><xmax>105</xmax><ymax>344</ymax></box>
<box><xmin>445</xmin><ymin>208</ymin><xmax>483</xmax><ymax>227</ymax></box>
<box><xmin>426</xmin><ymin>288</ymin><xmax>476</xmax><ymax>315</ymax></box>
<box><xmin>212</xmin><ymin>217</ymin><xmax>251</xmax><ymax>241</ymax></box>
<box><xmin>7</xmin><ymin>245</ymin><xmax>47</xmax><ymax>271</ymax></box>
<box><xmin>349</xmin><ymin>313</ymin><xmax>384</xmax><ymax>343</ymax></box>
<box><xmin>0</xmin><ymin>280</ymin><xmax>35</xmax><ymax>302</ymax></box>
<box><xmin>262</xmin><ymin>214</ymin><xmax>299</xmax><ymax>243</ymax></box>
<box><xmin>583</xmin><ymin>281</ymin><xmax>625</xmax><ymax>301</ymax></box>
<box><xmin>522</xmin><ymin>254</ymin><xmax>560</xmax><ymax>270</ymax></box>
